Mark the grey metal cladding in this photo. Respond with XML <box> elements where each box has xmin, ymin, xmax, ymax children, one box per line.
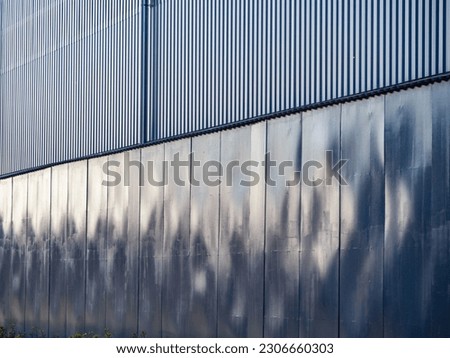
<box><xmin>300</xmin><ymin>105</ymin><xmax>340</xmax><ymax>338</ymax></box>
<box><xmin>149</xmin><ymin>0</ymin><xmax>450</xmax><ymax>140</ymax></box>
<box><xmin>0</xmin><ymin>179</ymin><xmax>12</xmax><ymax>325</ymax></box>
<box><xmin>161</xmin><ymin>138</ymin><xmax>191</xmax><ymax>337</ymax></box>
<box><xmin>1</xmin><ymin>0</ymin><xmax>450</xmax><ymax>176</ymax></box>
<box><xmin>49</xmin><ymin>164</ymin><xmax>69</xmax><ymax>337</ymax></box>
<box><xmin>10</xmin><ymin>174</ymin><xmax>28</xmax><ymax>333</ymax></box>
<box><xmin>139</xmin><ymin>145</ymin><xmax>164</xmax><ymax>337</ymax></box>
<box><xmin>384</xmin><ymin>86</ymin><xmax>433</xmax><ymax>337</ymax></box>
<box><xmin>85</xmin><ymin>157</ymin><xmax>108</xmax><ymax>335</ymax></box>
<box><xmin>66</xmin><ymin>162</ymin><xmax>88</xmax><ymax>335</ymax></box>
<box><xmin>218</xmin><ymin>123</ymin><xmax>266</xmax><ymax>338</ymax></box>
<box><xmin>106</xmin><ymin>150</ymin><xmax>140</xmax><ymax>337</ymax></box>
<box><xmin>187</xmin><ymin>133</ymin><xmax>221</xmax><ymax>338</ymax></box>
<box><xmin>430</xmin><ymin>81</ymin><xmax>450</xmax><ymax>337</ymax></box>
<box><xmin>340</xmin><ymin>96</ymin><xmax>384</xmax><ymax>338</ymax></box>
<box><xmin>0</xmin><ymin>1</ymin><xmax>142</xmax><ymax>176</ymax></box>
<box><xmin>25</xmin><ymin>169</ymin><xmax>51</xmax><ymax>336</ymax></box>
<box><xmin>0</xmin><ymin>77</ymin><xmax>450</xmax><ymax>338</ymax></box>
<box><xmin>264</xmin><ymin>114</ymin><xmax>302</xmax><ymax>338</ymax></box>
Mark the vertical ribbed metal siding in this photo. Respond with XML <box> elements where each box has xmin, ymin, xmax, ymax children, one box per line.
<box><xmin>1</xmin><ymin>0</ymin><xmax>450</xmax><ymax>176</ymax></box>
<box><xmin>147</xmin><ymin>0</ymin><xmax>450</xmax><ymax>141</ymax></box>
<box><xmin>0</xmin><ymin>0</ymin><xmax>142</xmax><ymax>175</ymax></box>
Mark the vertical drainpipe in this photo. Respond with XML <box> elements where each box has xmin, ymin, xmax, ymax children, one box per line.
<box><xmin>141</xmin><ymin>0</ymin><xmax>159</xmax><ymax>144</ymax></box>
<box><xmin>151</xmin><ymin>0</ymin><xmax>159</xmax><ymax>142</ymax></box>
<box><xmin>140</xmin><ymin>1</ymin><xmax>149</xmax><ymax>144</ymax></box>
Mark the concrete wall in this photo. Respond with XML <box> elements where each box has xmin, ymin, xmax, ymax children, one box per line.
<box><xmin>0</xmin><ymin>82</ymin><xmax>449</xmax><ymax>337</ymax></box>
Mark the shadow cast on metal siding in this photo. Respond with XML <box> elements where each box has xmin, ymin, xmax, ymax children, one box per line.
<box><xmin>0</xmin><ymin>82</ymin><xmax>449</xmax><ymax>337</ymax></box>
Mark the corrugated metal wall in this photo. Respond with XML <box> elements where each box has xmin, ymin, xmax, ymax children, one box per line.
<box><xmin>1</xmin><ymin>0</ymin><xmax>450</xmax><ymax>176</ymax></box>
<box><xmin>0</xmin><ymin>82</ymin><xmax>449</xmax><ymax>337</ymax></box>
<box><xmin>0</xmin><ymin>0</ymin><xmax>142</xmax><ymax>175</ymax></box>
<box><xmin>147</xmin><ymin>0</ymin><xmax>450</xmax><ymax>139</ymax></box>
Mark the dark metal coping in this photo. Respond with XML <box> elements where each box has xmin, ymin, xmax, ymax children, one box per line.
<box><xmin>1</xmin><ymin>71</ymin><xmax>450</xmax><ymax>180</ymax></box>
